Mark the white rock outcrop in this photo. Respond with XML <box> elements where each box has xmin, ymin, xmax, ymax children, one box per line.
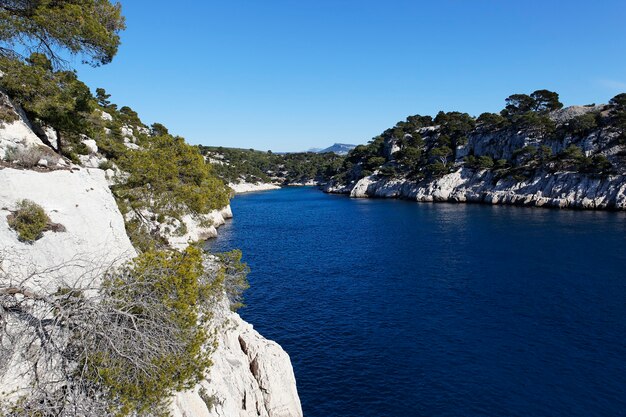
<box><xmin>166</xmin><ymin>205</ymin><xmax>234</xmax><ymax>250</ymax></box>
<box><xmin>229</xmin><ymin>182</ymin><xmax>281</xmax><ymax>194</ymax></box>
<box><xmin>338</xmin><ymin>169</ymin><xmax>626</xmax><ymax>210</ymax></box>
<box><xmin>171</xmin><ymin>300</ymin><xmax>303</xmax><ymax>417</ymax></box>
<box><xmin>0</xmin><ymin>92</ymin><xmax>46</xmax><ymax>161</ymax></box>
<box><xmin>328</xmin><ymin>104</ymin><xmax>626</xmax><ymax>210</ymax></box>
<box><xmin>0</xmin><ymin>167</ymin><xmax>136</xmax><ymax>289</ymax></box>
<box><xmin>0</xmin><ymin>166</ymin><xmax>136</xmax><ymax>398</ymax></box>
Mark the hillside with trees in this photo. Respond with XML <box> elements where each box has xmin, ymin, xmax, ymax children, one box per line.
<box><xmin>201</xmin><ymin>146</ymin><xmax>345</xmax><ymax>186</ymax></box>
<box><xmin>325</xmin><ymin>90</ymin><xmax>626</xmax><ymax>209</ymax></box>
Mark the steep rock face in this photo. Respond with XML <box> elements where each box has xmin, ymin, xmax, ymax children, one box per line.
<box><xmin>341</xmin><ymin>169</ymin><xmax>626</xmax><ymax>209</ymax></box>
<box><xmin>171</xmin><ymin>300</ymin><xmax>303</xmax><ymax>417</ymax></box>
<box><xmin>0</xmin><ymin>100</ymin><xmax>302</xmax><ymax>415</ymax></box>
<box><xmin>0</xmin><ymin>167</ymin><xmax>136</xmax><ymax>288</ymax></box>
<box><xmin>0</xmin><ymin>166</ymin><xmax>136</xmax><ymax>398</ymax></box>
<box><xmin>0</xmin><ymin>166</ymin><xmax>303</xmax><ymax>415</ymax></box>
<box><xmin>0</xmin><ymin>91</ymin><xmax>46</xmax><ymax>160</ymax></box>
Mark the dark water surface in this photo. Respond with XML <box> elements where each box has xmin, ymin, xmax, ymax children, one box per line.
<box><xmin>206</xmin><ymin>187</ymin><xmax>626</xmax><ymax>417</ymax></box>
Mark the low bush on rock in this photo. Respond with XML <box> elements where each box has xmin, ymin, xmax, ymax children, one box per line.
<box><xmin>3</xmin><ymin>145</ymin><xmax>60</xmax><ymax>168</ymax></box>
<box><xmin>7</xmin><ymin>200</ymin><xmax>51</xmax><ymax>243</ymax></box>
<box><xmin>0</xmin><ymin>246</ymin><xmax>228</xmax><ymax>417</ymax></box>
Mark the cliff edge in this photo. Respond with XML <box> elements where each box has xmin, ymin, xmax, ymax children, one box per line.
<box><xmin>0</xmin><ymin>90</ymin><xmax>302</xmax><ymax>417</ymax></box>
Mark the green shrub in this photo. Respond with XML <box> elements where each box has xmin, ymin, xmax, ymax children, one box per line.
<box><xmin>74</xmin><ymin>141</ymin><xmax>91</xmax><ymax>155</ymax></box>
<box><xmin>216</xmin><ymin>249</ymin><xmax>250</xmax><ymax>311</ymax></box>
<box><xmin>560</xmin><ymin>144</ymin><xmax>585</xmax><ymax>161</ymax></box>
<box><xmin>0</xmin><ymin>102</ymin><xmax>18</xmax><ymax>124</ymax></box>
<box><xmin>566</xmin><ymin>113</ymin><xmax>599</xmax><ymax>137</ymax></box>
<box><xmin>87</xmin><ymin>247</ymin><xmax>218</xmax><ymax>416</ymax></box>
<box><xmin>115</xmin><ymin>135</ymin><xmax>230</xmax><ymax>220</ymax></box>
<box><xmin>98</xmin><ymin>159</ymin><xmax>114</xmax><ymax>170</ymax></box>
<box><xmin>512</xmin><ymin>145</ymin><xmax>538</xmax><ymax>161</ymax></box>
<box><xmin>7</xmin><ymin>200</ymin><xmax>50</xmax><ymax>243</ymax></box>
<box><xmin>379</xmin><ymin>165</ymin><xmax>397</xmax><ymax>177</ymax></box>
<box><xmin>477</xmin><ymin>112</ymin><xmax>507</xmax><ymax>130</ymax></box>
<box><xmin>465</xmin><ymin>155</ymin><xmax>494</xmax><ymax>170</ymax></box>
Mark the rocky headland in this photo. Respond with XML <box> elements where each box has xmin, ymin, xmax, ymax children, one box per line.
<box><xmin>324</xmin><ymin>93</ymin><xmax>626</xmax><ymax>210</ymax></box>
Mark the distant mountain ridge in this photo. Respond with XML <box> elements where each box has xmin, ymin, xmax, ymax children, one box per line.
<box><xmin>314</xmin><ymin>143</ymin><xmax>357</xmax><ymax>155</ymax></box>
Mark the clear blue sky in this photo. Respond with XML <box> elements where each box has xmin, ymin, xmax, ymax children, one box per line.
<box><xmin>74</xmin><ymin>0</ymin><xmax>626</xmax><ymax>152</ymax></box>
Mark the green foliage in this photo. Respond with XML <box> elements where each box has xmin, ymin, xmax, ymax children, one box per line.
<box><xmin>426</xmin><ymin>146</ymin><xmax>454</xmax><ymax>177</ymax></box>
<box><xmin>566</xmin><ymin>113</ymin><xmax>599</xmax><ymax>137</ymax></box>
<box><xmin>89</xmin><ymin>247</ymin><xmax>216</xmax><ymax>416</ymax></box>
<box><xmin>581</xmin><ymin>154</ymin><xmax>613</xmax><ymax>176</ymax></box>
<box><xmin>499</xmin><ymin>90</ymin><xmax>561</xmax><ymax>136</ymax></box>
<box><xmin>98</xmin><ymin>159</ymin><xmax>114</xmax><ymax>170</ymax></box>
<box><xmin>0</xmin><ymin>53</ymin><xmax>95</xmax><ymax>154</ymax></box>
<box><xmin>504</xmin><ymin>142</ymin><xmax>613</xmax><ymax>178</ymax></box>
<box><xmin>502</xmin><ymin>93</ymin><xmax>536</xmax><ymax>116</ymax></box>
<box><xmin>337</xmin><ymin>111</ymin><xmax>475</xmax><ymax>181</ymax></box>
<box><xmin>494</xmin><ymin>159</ymin><xmax>508</xmax><ymax>170</ymax></box>
<box><xmin>118</xmin><ymin>106</ymin><xmax>144</xmax><ymax>127</ymax></box>
<box><xmin>367</xmin><ymin>156</ymin><xmax>387</xmax><ymax>169</ymax></box>
<box><xmin>7</xmin><ymin>199</ymin><xmax>50</xmax><ymax>243</ymax></box>
<box><xmin>0</xmin><ymin>99</ymin><xmax>18</xmax><ymax>124</ymax></box>
<box><xmin>512</xmin><ymin>111</ymin><xmax>556</xmax><ymax>134</ymax></box>
<box><xmin>502</xmin><ymin>89</ymin><xmax>562</xmax><ymax>117</ymax></box>
<box><xmin>329</xmin><ymin>90</ymin><xmax>625</xmax><ymax>187</ymax></box>
<box><xmin>426</xmin><ymin>161</ymin><xmax>449</xmax><ymax>176</ymax></box>
<box><xmin>200</xmin><ymin>146</ymin><xmax>346</xmax><ymax>185</ymax></box>
<box><xmin>434</xmin><ymin>111</ymin><xmax>475</xmax><ymax>148</ymax></box>
<box><xmin>216</xmin><ymin>250</ymin><xmax>250</xmax><ymax>311</ymax></box>
<box><xmin>115</xmin><ymin>134</ymin><xmax>230</xmax><ymax>222</ymax></box>
<box><xmin>465</xmin><ymin>155</ymin><xmax>494</xmax><ymax>170</ymax></box>
<box><xmin>0</xmin><ymin>0</ymin><xmax>126</xmax><ymax>67</ymax></box>
<box><xmin>530</xmin><ymin>89</ymin><xmax>563</xmax><ymax>112</ymax></box>
<box><xmin>477</xmin><ymin>112</ymin><xmax>507</xmax><ymax>130</ymax></box>
<box><xmin>511</xmin><ymin>145</ymin><xmax>539</xmax><ymax>165</ymax></box>
<box><xmin>96</xmin><ymin>87</ymin><xmax>112</xmax><ymax>107</ymax></box>
<box><xmin>560</xmin><ymin>144</ymin><xmax>585</xmax><ymax>161</ymax></box>
<box><xmin>609</xmin><ymin>93</ymin><xmax>626</xmax><ymax>111</ymax></box>
<box><xmin>538</xmin><ymin>145</ymin><xmax>553</xmax><ymax>160</ymax></box>
<box><xmin>377</xmin><ymin>164</ymin><xmax>396</xmax><ymax>176</ymax></box>
<box><xmin>396</xmin><ymin>145</ymin><xmax>422</xmax><ymax>170</ymax></box>
<box><xmin>151</xmin><ymin>122</ymin><xmax>169</xmax><ymax>136</ymax></box>
<box><xmin>609</xmin><ymin>93</ymin><xmax>626</xmax><ymax>142</ymax></box>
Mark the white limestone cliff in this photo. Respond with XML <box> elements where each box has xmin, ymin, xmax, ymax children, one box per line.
<box><xmin>0</xmin><ymin>96</ymin><xmax>302</xmax><ymax>416</ymax></box>
<box><xmin>171</xmin><ymin>300</ymin><xmax>302</xmax><ymax>417</ymax></box>
<box><xmin>338</xmin><ymin>169</ymin><xmax>626</xmax><ymax>209</ymax></box>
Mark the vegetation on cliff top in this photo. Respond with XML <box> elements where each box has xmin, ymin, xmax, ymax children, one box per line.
<box><xmin>0</xmin><ymin>3</ymin><xmax>242</xmax><ymax>417</ymax></box>
<box><xmin>332</xmin><ymin>90</ymin><xmax>626</xmax><ymax>186</ymax></box>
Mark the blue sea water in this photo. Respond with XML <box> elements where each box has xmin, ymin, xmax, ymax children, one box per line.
<box><xmin>206</xmin><ymin>187</ymin><xmax>626</xmax><ymax>417</ymax></box>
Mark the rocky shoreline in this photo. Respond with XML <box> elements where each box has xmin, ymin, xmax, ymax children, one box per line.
<box><xmin>229</xmin><ymin>181</ymin><xmax>282</xmax><ymax>194</ymax></box>
<box><xmin>325</xmin><ymin>168</ymin><xmax>626</xmax><ymax>210</ymax></box>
